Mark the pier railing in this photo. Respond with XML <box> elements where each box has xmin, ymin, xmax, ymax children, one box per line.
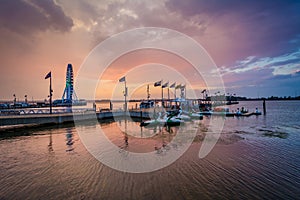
<box><xmin>0</xmin><ymin>108</ymin><xmax>95</xmax><ymax>116</ymax></box>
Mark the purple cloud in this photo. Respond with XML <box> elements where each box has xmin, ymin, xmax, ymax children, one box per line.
<box><xmin>166</xmin><ymin>0</ymin><xmax>300</xmax><ymax>61</ymax></box>
<box><xmin>0</xmin><ymin>0</ymin><xmax>73</xmax><ymax>34</ymax></box>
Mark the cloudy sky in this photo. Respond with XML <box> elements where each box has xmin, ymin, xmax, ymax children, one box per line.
<box><xmin>0</xmin><ymin>0</ymin><xmax>300</xmax><ymax>101</ymax></box>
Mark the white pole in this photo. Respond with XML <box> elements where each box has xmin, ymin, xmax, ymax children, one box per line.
<box><xmin>124</xmin><ymin>80</ymin><xmax>127</xmax><ymax>113</ymax></box>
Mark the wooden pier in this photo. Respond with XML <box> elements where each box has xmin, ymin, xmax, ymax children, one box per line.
<box><xmin>0</xmin><ymin>111</ymin><xmax>152</xmax><ymax>127</ymax></box>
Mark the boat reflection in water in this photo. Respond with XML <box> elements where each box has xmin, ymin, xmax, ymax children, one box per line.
<box><xmin>112</xmin><ymin>117</ymin><xmax>200</xmax><ymax>156</ymax></box>
<box><xmin>66</xmin><ymin>128</ymin><xmax>74</xmax><ymax>152</ymax></box>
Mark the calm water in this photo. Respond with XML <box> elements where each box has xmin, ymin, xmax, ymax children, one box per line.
<box><xmin>0</xmin><ymin>101</ymin><xmax>299</xmax><ymax>199</ymax></box>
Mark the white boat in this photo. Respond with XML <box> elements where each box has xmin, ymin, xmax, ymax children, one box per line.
<box><xmin>199</xmin><ymin>111</ymin><xmax>213</xmax><ymax>115</ymax></box>
<box><xmin>177</xmin><ymin>114</ymin><xmax>191</xmax><ymax>121</ymax></box>
<box><xmin>182</xmin><ymin>110</ymin><xmax>203</xmax><ymax>120</ymax></box>
<box><xmin>140</xmin><ymin>119</ymin><xmax>159</xmax><ymax>127</ymax></box>
<box><xmin>189</xmin><ymin>112</ymin><xmax>204</xmax><ymax>120</ymax></box>
<box><xmin>166</xmin><ymin>116</ymin><xmax>184</xmax><ymax>126</ymax></box>
<box><xmin>140</xmin><ymin>112</ymin><xmax>184</xmax><ymax>127</ymax></box>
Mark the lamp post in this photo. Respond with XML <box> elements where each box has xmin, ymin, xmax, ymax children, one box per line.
<box><xmin>49</xmin><ymin>76</ymin><xmax>53</xmax><ymax>114</ymax></box>
<box><xmin>119</xmin><ymin>76</ymin><xmax>127</xmax><ymax>113</ymax></box>
<box><xmin>45</xmin><ymin>71</ymin><xmax>52</xmax><ymax>114</ymax></box>
<box><xmin>124</xmin><ymin>80</ymin><xmax>127</xmax><ymax>113</ymax></box>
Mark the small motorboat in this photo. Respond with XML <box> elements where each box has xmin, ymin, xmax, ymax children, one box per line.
<box><xmin>199</xmin><ymin>111</ymin><xmax>213</xmax><ymax>116</ymax></box>
<box><xmin>252</xmin><ymin>111</ymin><xmax>262</xmax><ymax>115</ymax></box>
<box><xmin>253</xmin><ymin>108</ymin><xmax>262</xmax><ymax>115</ymax></box>
<box><xmin>140</xmin><ymin>119</ymin><xmax>159</xmax><ymax>127</ymax></box>
<box><xmin>189</xmin><ymin>112</ymin><xmax>203</xmax><ymax>120</ymax></box>
<box><xmin>166</xmin><ymin>117</ymin><xmax>184</xmax><ymax>126</ymax></box>
<box><xmin>140</xmin><ymin>112</ymin><xmax>184</xmax><ymax>127</ymax></box>
<box><xmin>168</xmin><ymin>109</ymin><xmax>191</xmax><ymax>121</ymax></box>
<box><xmin>182</xmin><ymin>110</ymin><xmax>203</xmax><ymax>120</ymax></box>
<box><xmin>177</xmin><ymin>114</ymin><xmax>191</xmax><ymax>121</ymax></box>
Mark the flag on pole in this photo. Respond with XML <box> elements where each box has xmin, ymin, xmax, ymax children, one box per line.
<box><xmin>175</xmin><ymin>84</ymin><xmax>181</xmax><ymax>89</ymax></box>
<box><xmin>169</xmin><ymin>82</ymin><xmax>176</xmax><ymax>88</ymax></box>
<box><xmin>119</xmin><ymin>76</ymin><xmax>126</xmax><ymax>82</ymax></box>
<box><xmin>154</xmin><ymin>80</ymin><xmax>162</xmax><ymax>87</ymax></box>
<box><xmin>45</xmin><ymin>71</ymin><xmax>51</xmax><ymax>79</ymax></box>
<box><xmin>162</xmin><ymin>81</ymin><xmax>169</xmax><ymax>88</ymax></box>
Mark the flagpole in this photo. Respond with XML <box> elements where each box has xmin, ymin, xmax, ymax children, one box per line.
<box><xmin>161</xmin><ymin>86</ymin><xmax>164</xmax><ymax>108</ymax></box>
<box><xmin>124</xmin><ymin>79</ymin><xmax>128</xmax><ymax>139</ymax></box>
<box><xmin>167</xmin><ymin>87</ymin><xmax>170</xmax><ymax>107</ymax></box>
<box><xmin>49</xmin><ymin>73</ymin><xmax>52</xmax><ymax>114</ymax></box>
<box><xmin>124</xmin><ymin>79</ymin><xmax>127</xmax><ymax>113</ymax></box>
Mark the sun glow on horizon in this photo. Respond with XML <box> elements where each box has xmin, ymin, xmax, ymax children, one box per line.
<box><xmin>93</xmin><ymin>49</ymin><xmax>209</xmax><ymax>100</ymax></box>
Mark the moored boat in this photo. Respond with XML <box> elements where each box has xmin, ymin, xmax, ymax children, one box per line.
<box><xmin>140</xmin><ymin>111</ymin><xmax>184</xmax><ymax>127</ymax></box>
<box><xmin>182</xmin><ymin>110</ymin><xmax>203</xmax><ymax>120</ymax></box>
<box><xmin>166</xmin><ymin>117</ymin><xmax>184</xmax><ymax>126</ymax></box>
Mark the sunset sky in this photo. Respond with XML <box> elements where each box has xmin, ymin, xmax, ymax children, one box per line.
<box><xmin>1</xmin><ymin>0</ymin><xmax>300</xmax><ymax>101</ymax></box>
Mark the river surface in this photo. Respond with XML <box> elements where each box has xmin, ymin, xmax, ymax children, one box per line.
<box><xmin>0</xmin><ymin>101</ymin><xmax>299</xmax><ymax>199</ymax></box>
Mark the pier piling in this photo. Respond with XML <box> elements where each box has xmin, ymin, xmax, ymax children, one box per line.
<box><xmin>263</xmin><ymin>99</ymin><xmax>266</xmax><ymax>115</ymax></box>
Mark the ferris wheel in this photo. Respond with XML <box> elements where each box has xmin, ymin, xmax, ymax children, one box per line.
<box><xmin>62</xmin><ymin>64</ymin><xmax>78</xmax><ymax>102</ymax></box>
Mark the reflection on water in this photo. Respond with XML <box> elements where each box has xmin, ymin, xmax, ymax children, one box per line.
<box><xmin>66</xmin><ymin>128</ymin><xmax>74</xmax><ymax>152</ymax></box>
<box><xmin>118</xmin><ymin>121</ymin><xmax>129</xmax><ymax>153</ymax></box>
<box><xmin>0</xmin><ymin>101</ymin><xmax>300</xmax><ymax>199</ymax></box>
<box><xmin>48</xmin><ymin>131</ymin><xmax>53</xmax><ymax>152</ymax></box>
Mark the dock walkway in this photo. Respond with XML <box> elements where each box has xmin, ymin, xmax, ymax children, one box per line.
<box><xmin>0</xmin><ymin>111</ymin><xmax>152</xmax><ymax>127</ymax></box>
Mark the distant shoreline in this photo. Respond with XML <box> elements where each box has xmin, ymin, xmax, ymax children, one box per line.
<box><xmin>0</xmin><ymin>96</ymin><xmax>300</xmax><ymax>104</ymax></box>
<box><xmin>234</xmin><ymin>97</ymin><xmax>300</xmax><ymax>101</ymax></box>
